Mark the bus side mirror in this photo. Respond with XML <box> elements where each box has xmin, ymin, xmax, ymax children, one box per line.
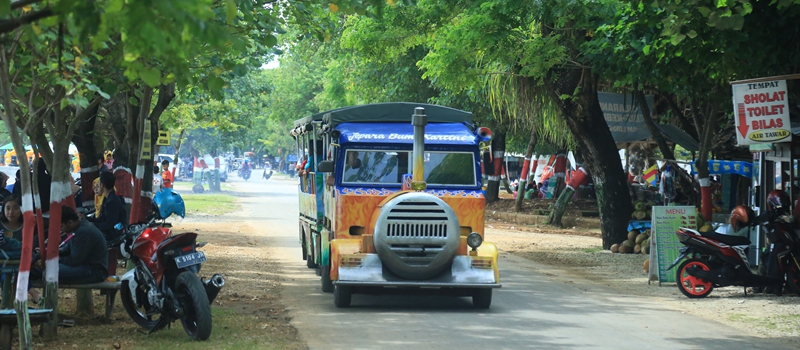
<box><xmin>317</xmin><ymin>160</ymin><xmax>334</xmax><ymax>173</ymax></box>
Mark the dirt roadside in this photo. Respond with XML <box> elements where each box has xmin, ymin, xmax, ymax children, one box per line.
<box><xmin>485</xmin><ymin>215</ymin><xmax>800</xmax><ymax>344</ymax></box>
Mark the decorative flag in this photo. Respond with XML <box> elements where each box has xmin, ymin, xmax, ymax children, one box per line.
<box><xmin>643</xmin><ymin>165</ymin><xmax>658</xmax><ymax>185</ymax></box>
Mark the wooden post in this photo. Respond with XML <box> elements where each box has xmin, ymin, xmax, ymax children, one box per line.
<box><xmin>76</xmin><ymin>290</ymin><xmax>95</xmax><ymax>316</ymax></box>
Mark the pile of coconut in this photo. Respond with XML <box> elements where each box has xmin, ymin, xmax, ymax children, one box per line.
<box><xmin>610</xmin><ymin>229</ymin><xmax>650</xmax><ymax>254</ymax></box>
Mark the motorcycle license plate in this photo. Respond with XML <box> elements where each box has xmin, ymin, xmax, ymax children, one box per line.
<box><xmin>174</xmin><ymin>251</ymin><xmax>206</xmax><ymax>268</ymax></box>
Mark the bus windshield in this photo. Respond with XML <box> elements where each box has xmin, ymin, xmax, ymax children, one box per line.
<box><xmin>342</xmin><ymin>150</ymin><xmax>476</xmax><ymax>187</ymax></box>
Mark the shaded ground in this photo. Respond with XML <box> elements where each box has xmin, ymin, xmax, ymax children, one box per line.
<box><xmin>486</xmin><ymin>220</ymin><xmax>800</xmax><ymax>343</ymax></box>
<box><xmin>488</xmin><ymin>193</ymin><xmax>599</xmax><ymax>219</ymax></box>
<box><xmin>21</xmin><ymin>190</ymin><xmax>305</xmax><ymax>350</ymax></box>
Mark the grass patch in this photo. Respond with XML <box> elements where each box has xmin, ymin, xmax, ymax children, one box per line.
<box><xmin>124</xmin><ymin>308</ymin><xmax>289</xmax><ymax>350</ymax></box>
<box><xmin>49</xmin><ymin>307</ymin><xmax>293</xmax><ymax>350</ymax></box>
<box><xmin>182</xmin><ymin>192</ymin><xmax>239</xmax><ymax>215</ymax></box>
<box><xmin>173</xmin><ymin>181</ymin><xmax>235</xmax><ymax>192</ymax></box>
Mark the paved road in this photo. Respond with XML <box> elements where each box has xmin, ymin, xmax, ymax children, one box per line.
<box><xmin>226</xmin><ymin>176</ymin><xmax>792</xmax><ymax>350</ymax></box>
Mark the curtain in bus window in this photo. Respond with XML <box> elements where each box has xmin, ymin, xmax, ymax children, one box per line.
<box><xmin>343</xmin><ymin>150</ymin><xmax>402</xmax><ymax>184</ymax></box>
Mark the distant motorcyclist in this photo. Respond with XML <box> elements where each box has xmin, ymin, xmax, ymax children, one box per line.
<box><xmin>262</xmin><ymin>161</ymin><xmax>273</xmax><ymax>180</ymax></box>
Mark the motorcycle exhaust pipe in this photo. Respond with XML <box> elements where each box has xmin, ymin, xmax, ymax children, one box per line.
<box><xmin>203</xmin><ymin>274</ymin><xmax>226</xmax><ymax>303</ymax></box>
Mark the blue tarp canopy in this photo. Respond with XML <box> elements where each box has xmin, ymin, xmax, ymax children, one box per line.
<box><xmin>691</xmin><ymin>160</ymin><xmax>752</xmax><ymax>177</ymax></box>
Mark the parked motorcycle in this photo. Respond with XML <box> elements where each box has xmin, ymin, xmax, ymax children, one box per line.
<box><xmin>669</xmin><ymin>192</ymin><xmax>800</xmax><ymax>298</ymax></box>
<box><xmin>118</xmin><ymin>189</ymin><xmax>225</xmax><ymax>340</ymax></box>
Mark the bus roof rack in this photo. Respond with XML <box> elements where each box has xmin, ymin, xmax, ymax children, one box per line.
<box><xmin>320</xmin><ymin>102</ymin><xmax>473</xmax><ymax>129</ymax></box>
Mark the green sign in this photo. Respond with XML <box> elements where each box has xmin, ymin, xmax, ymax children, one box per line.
<box><xmin>651</xmin><ymin>206</ymin><xmax>697</xmax><ymax>283</ymax></box>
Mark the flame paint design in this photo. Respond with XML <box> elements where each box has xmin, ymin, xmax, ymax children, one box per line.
<box><xmin>334</xmin><ymin>188</ymin><xmax>485</xmax><ymax>239</ymax></box>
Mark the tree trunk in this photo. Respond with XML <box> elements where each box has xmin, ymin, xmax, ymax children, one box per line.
<box><xmin>664</xmin><ymin>94</ymin><xmax>699</xmax><ymax>142</ymax></box>
<box><xmin>0</xmin><ymin>50</ymin><xmax>34</xmax><ymax>348</ymax></box>
<box><xmin>485</xmin><ymin>131</ymin><xmax>506</xmax><ymax>204</ymax></box>
<box><xmin>72</xmin><ymin>106</ymin><xmax>100</xmax><ymax>207</ymax></box>
<box><xmin>636</xmin><ymin>90</ymin><xmax>698</xmax><ymax>203</ymax></box>
<box><xmin>173</xmin><ymin>129</ymin><xmax>185</xmax><ymax>179</ymax></box>
<box><xmin>131</xmin><ymin>84</ymin><xmax>175</xmax><ymax>222</ymax></box>
<box><xmin>544</xmin><ymin>71</ymin><xmax>633</xmax><ymax>248</ymax></box>
<box><xmin>692</xmin><ymin>101</ymin><xmax>718</xmax><ymax>222</ymax></box>
<box><xmin>548</xmin><ymin>187</ymin><xmax>575</xmax><ymax>226</ymax></box>
<box><xmin>515</xmin><ymin>128</ymin><xmax>537</xmax><ymax>212</ymax></box>
<box><xmin>635</xmin><ymin>90</ymin><xmax>673</xmax><ymax>159</ymax></box>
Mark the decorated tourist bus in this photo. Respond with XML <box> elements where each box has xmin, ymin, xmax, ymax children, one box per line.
<box><xmin>290</xmin><ymin>102</ymin><xmax>500</xmax><ymax>308</ymax></box>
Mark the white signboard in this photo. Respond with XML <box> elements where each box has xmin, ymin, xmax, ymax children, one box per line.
<box><xmin>733</xmin><ymin>79</ymin><xmax>790</xmax><ymax>146</ymax></box>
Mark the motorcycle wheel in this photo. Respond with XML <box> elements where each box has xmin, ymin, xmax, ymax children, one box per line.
<box><xmin>175</xmin><ymin>271</ymin><xmax>213</xmax><ymax>340</ymax></box>
<box><xmin>120</xmin><ymin>278</ymin><xmax>162</xmax><ymax>330</ymax></box>
<box><xmin>676</xmin><ymin>258</ymin><xmax>714</xmax><ymax>298</ymax></box>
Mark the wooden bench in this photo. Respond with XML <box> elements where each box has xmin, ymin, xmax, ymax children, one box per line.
<box><xmin>0</xmin><ymin>309</ymin><xmax>54</xmax><ymax>350</ymax></box>
<box><xmin>30</xmin><ymin>281</ymin><xmax>121</xmax><ymax>319</ymax></box>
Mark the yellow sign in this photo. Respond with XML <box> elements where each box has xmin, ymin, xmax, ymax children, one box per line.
<box><xmin>156</xmin><ymin>130</ymin><xmax>171</xmax><ymax>146</ymax></box>
<box><xmin>748</xmin><ymin>129</ymin><xmax>790</xmax><ymax>142</ymax></box>
<box><xmin>140</xmin><ymin>120</ymin><xmax>152</xmax><ymax>160</ymax></box>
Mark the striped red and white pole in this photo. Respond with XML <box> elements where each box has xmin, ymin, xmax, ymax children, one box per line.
<box><xmin>33</xmin><ymin>194</ymin><xmax>46</xmax><ymax>262</ymax></box>
<box><xmin>566</xmin><ymin>167</ymin><xmax>590</xmax><ymax>191</ymax></box>
<box><xmin>113</xmin><ymin>166</ymin><xmax>133</xmax><ymax>205</ymax></box>
<box><xmin>46</xmin><ymin>182</ymin><xmax>73</xmax><ymax>283</ymax></box>
<box><xmin>16</xmin><ymin>191</ymin><xmax>35</xmax><ymax>304</ymax></box>
<box><xmin>130</xmin><ymin>164</ymin><xmax>145</xmax><ymax>223</ymax></box>
<box><xmin>492</xmin><ymin>150</ymin><xmax>504</xmax><ymax>178</ymax></box>
<box><xmin>520</xmin><ymin>157</ymin><xmax>531</xmax><ymax>182</ymax></box>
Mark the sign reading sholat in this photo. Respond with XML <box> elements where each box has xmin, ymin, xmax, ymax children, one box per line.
<box><xmin>732</xmin><ymin>79</ymin><xmax>791</xmax><ymax>146</ymax></box>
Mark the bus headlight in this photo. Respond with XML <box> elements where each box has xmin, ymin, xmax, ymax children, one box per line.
<box><xmin>467</xmin><ymin>232</ymin><xmax>483</xmax><ymax>250</ymax></box>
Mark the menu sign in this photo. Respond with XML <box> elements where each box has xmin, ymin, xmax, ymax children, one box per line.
<box><xmin>650</xmin><ymin>206</ymin><xmax>697</xmax><ymax>283</ymax></box>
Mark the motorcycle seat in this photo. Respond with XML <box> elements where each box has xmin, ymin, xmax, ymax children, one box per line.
<box><xmin>699</xmin><ymin>230</ymin><xmax>751</xmax><ymax>246</ymax></box>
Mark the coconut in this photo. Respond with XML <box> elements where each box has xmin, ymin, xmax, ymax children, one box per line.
<box><xmin>634</xmin><ymin>244</ymin><xmax>642</xmax><ymax>254</ymax></box>
<box><xmin>635</xmin><ymin>233</ymin><xmax>647</xmax><ymax>244</ymax></box>
<box><xmin>641</xmin><ymin>238</ymin><xmax>649</xmax><ymax>249</ymax></box>
<box><xmin>643</xmin><ymin>258</ymin><xmax>650</xmax><ymax>272</ymax></box>
<box><xmin>634</xmin><ymin>202</ymin><xmax>645</xmax><ymax>211</ymax></box>
<box><xmin>642</xmin><ymin>244</ymin><xmax>649</xmax><ymax>254</ymax></box>
<box><xmin>622</xmin><ymin>239</ymin><xmax>634</xmax><ymax>248</ymax></box>
<box><xmin>619</xmin><ymin>244</ymin><xmax>632</xmax><ymax>254</ymax></box>
<box><xmin>634</xmin><ymin>211</ymin><xmax>647</xmax><ymax>220</ymax></box>
<box><xmin>644</xmin><ymin>228</ymin><xmax>651</xmax><ymax>236</ymax></box>
<box><xmin>628</xmin><ymin>230</ymin><xmax>639</xmax><ymax>242</ymax></box>
<box><xmin>610</xmin><ymin>244</ymin><xmax>619</xmax><ymax>253</ymax></box>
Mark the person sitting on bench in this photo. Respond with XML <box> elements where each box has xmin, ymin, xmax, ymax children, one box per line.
<box><xmin>87</xmin><ymin>171</ymin><xmax>127</xmax><ymax>244</ymax></box>
<box><xmin>58</xmin><ymin>206</ymin><xmax>108</xmax><ymax>284</ymax></box>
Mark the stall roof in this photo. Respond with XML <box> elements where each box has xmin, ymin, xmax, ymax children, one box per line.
<box><xmin>613</xmin><ymin>124</ymin><xmax>699</xmax><ymax>151</ymax></box>
<box><xmin>322</xmin><ymin>102</ymin><xmax>473</xmax><ymax>128</ymax></box>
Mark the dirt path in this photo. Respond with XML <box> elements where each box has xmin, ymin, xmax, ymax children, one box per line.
<box><xmin>30</xmin><ymin>177</ymin><xmax>306</xmax><ymax>350</ymax></box>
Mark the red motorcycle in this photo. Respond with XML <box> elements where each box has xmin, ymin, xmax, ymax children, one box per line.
<box><xmin>669</xmin><ymin>192</ymin><xmax>800</xmax><ymax>298</ymax></box>
<box><xmin>119</xmin><ymin>190</ymin><xmax>225</xmax><ymax>340</ymax></box>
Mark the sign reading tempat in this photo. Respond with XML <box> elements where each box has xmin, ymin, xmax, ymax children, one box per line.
<box><xmin>732</xmin><ymin>79</ymin><xmax>791</xmax><ymax>146</ymax></box>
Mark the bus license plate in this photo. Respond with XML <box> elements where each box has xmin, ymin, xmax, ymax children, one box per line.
<box><xmin>174</xmin><ymin>251</ymin><xmax>206</xmax><ymax>268</ymax></box>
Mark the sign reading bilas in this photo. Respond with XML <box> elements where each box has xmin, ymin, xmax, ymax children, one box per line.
<box><xmin>732</xmin><ymin>79</ymin><xmax>791</xmax><ymax>146</ymax></box>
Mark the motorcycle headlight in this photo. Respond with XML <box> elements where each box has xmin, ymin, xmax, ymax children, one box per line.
<box><xmin>467</xmin><ymin>232</ymin><xmax>483</xmax><ymax>250</ymax></box>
